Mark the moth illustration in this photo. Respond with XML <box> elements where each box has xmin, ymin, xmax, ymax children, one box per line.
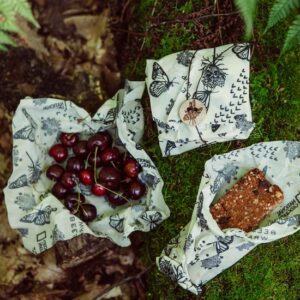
<box><xmin>183</xmin><ymin>100</ymin><xmax>203</xmax><ymax>126</ymax></box>
<box><xmin>109</xmin><ymin>214</ymin><xmax>124</xmax><ymax>233</ymax></box>
<box><xmin>20</xmin><ymin>206</ymin><xmax>57</xmax><ymax>225</ymax></box>
<box><xmin>13</xmin><ymin>108</ymin><xmax>38</xmax><ymax>142</ymax></box>
<box><xmin>232</xmin><ymin>44</ymin><xmax>251</xmax><ymax>61</ymax></box>
<box><xmin>149</xmin><ymin>62</ymin><xmax>176</xmax><ymax>97</ymax></box>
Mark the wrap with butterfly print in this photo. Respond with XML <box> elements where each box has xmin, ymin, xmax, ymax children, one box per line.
<box><xmin>145</xmin><ymin>43</ymin><xmax>255</xmax><ymax>156</ymax></box>
<box><xmin>4</xmin><ymin>81</ymin><xmax>170</xmax><ymax>254</ymax></box>
<box><xmin>157</xmin><ymin>141</ymin><xmax>300</xmax><ymax>295</ymax></box>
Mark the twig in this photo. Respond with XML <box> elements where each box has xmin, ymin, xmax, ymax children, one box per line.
<box><xmin>93</xmin><ymin>264</ymin><xmax>154</xmax><ymax>300</ymax></box>
<box><xmin>150</xmin><ymin>11</ymin><xmax>239</xmax><ymax>27</ymax></box>
<box><xmin>215</xmin><ymin>0</ymin><xmax>223</xmax><ymax>45</ymax></box>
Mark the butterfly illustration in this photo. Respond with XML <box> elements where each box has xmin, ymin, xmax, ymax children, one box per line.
<box><xmin>192</xmin><ymin>91</ymin><xmax>211</xmax><ymax>108</ymax></box>
<box><xmin>9</xmin><ymin>174</ymin><xmax>28</xmax><ymax>189</ymax></box>
<box><xmin>13</xmin><ymin>108</ymin><xmax>38</xmax><ymax>142</ymax></box>
<box><xmin>20</xmin><ymin>206</ymin><xmax>57</xmax><ymax>225</ymax></box>
<box><xmin>109</xmin><ymin>214</ymin><xmax>124</xmax><ymax>233</ymax></box>
<box><xmin>232</xmin><ymin>44</ymin><xmax>251</xmax><ymax>61</ymax></box>
<box><xmin>149</xmin><ymin>62</ymin><xmax>176</xmax><ymax>97</ymax></box>
<box><xmin>183</xmin><ymin>100</ymin><xmax>203</xmax><ymax>126</ymax></box>
<box><xmin>213</xmin><ymin>236</ymin><xmax>234</xmax><ymax>254</ymax></box>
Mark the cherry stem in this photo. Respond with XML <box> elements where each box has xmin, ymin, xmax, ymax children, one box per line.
<box><xmin>93</xmin><ymin>147</ymin><xmax>132</xmax><ymax>206</ymax></box>
<box><xmin>85</xmin><ymin>151</ymin><xmax>92</xmax><ymax>169</ymax></box>
<box><xmin>74</xmin><ymin>190</ymin><xmax>81</xmax><ymax>215</ymax></box>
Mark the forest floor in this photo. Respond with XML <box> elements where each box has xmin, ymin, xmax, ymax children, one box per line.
<box><xmin>0</xmin><ymin>0</ymin><xmax>299</xmax><ymax>299</ymax></box>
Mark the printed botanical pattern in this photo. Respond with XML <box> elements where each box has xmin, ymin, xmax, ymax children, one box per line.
<box><xmin>176</xmin><ymin>50</ymin><xmax>194</xmax><ymax>66</ymax></box>
<box><xmin>284</xmin><ymin>141</ymin><xmax>300</xmax><ymax>162</ymax></box>
<box><xmin>159</xmin><ymin>258</ymin><xmax>188</xmax><ymax>284</ymax></box>
<box><xmin>41</xmin><ymin>117</ymin><xmax>61</xmax><ymax>136</ymax></box>
<box><xmin>200</xmin><ymin>254</ymin><xmax>222</xmax><ymax>269</ymax></box>
<box><xmin>15</xmin><ymin>193</ymin><xmax>36</xmax><ymax>212</ymax></box>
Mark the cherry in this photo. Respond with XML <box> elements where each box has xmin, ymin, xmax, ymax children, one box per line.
<box><xmin>73</xmin><ymin>140</ymin><xmax>88</xmax><ymax>159</ymax></box>
<box><xmin>106</xmin><ymin>191</ymin><xmax>127</xmax><ymax>206</ymax></box>
<box><xmin>49</xmin><ymin>144</ymin><xmax>68</xmax><ymax>162</ymax></box>
<box><xmin>80</xmin><ymin>168</ymin><xmax>94</xmax><ymax>185</ymax></box>
<box><xmin>92</xmin><ymin>183</ymin><xmax>107</xmax><ymax>196</ymax></box>
<box><xmin>128</xmin><ymin>179</ymin><xmax>146</xmax><ymax>200</ymax></box>
<box><xmin>60</xmin><ymin>132</ymin><xmax>79</xmax><ymax>147</ymax></box>
<box><xmin>88</xmin><ymin>150</ymin><xmax>102</xmax><ymax>167</ymax></box>
<box><xmin>100</xmin><ymin>147</ymin><xmax>120</xmax><ymax>166</ymax></box>
<box><xmin>64</xmin><ymin>193</ymin><xmax>85</xmax><ymax>214</ymax></box>
<box><xmin>87</xmin><ymin>131</ymin><xmax>112</xmax><ymax>151</ymax></box>
<box><xmin>123</xmin><ymin>158</ymin><xmax>141</xmax><ymax>178</ymax></box>
<box><xmin>61</xmin><ymin>171</ymin><xmax>79</xmax><ymax>189</ymax></box>
<box><xmin>114</xmin><ymin>152</ymin><xmax>126</xmax><ymax>170</ymax></box>
<box><xmin>66</xmin><ymin>157</ymin><xmax>84</xmax><ymax>173</ymax></box>
<box><xmin>99</xmin><ymin>166</ymin><xmax>121</xmax><ymax>189</ymax></box>
<box><xmin>46</xmin><ymin>164</ymin><xmax>64</xmax><ymax>181</ymax></box>
<box><xmin>52</xmin><ymin>182</ymin><xmax>67</xmax><ymax>199</ymax></box>
<box><xmin>80</xmin><ymin>204</ymin><xmax>97</xmax><ymax>222</ymax></box>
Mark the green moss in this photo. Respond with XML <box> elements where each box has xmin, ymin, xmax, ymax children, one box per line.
<box><xmin>122</xmin><ymin>1</ymin><xmax>300</xmax><ymax>299</ymax></box>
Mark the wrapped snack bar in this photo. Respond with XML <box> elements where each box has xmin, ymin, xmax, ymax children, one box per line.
<box><xmin>157</xmin><ymin>141</ymin><xmax>300</xmax><ymax>295</ymax></box>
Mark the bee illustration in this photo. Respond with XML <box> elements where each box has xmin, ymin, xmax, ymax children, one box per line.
<box><xmin>183</xmin><ymin>100</ymin><xmax>203</xmax><ymax>126</ymax></box>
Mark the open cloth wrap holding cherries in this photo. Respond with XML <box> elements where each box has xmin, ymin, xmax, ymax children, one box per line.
<box><xmin>145</xmin><ymin>43</ymin><xmax>255</xmax><ymax>157</ymax></box>
<box><xmin>4</xmin><ymin>81</ymin><xmax>170</xmax><ymax>254</ymax></box>
<box><xmin>157</xmin><ymin>141</ymin><xmax>300</xmax><ymax>295</ymax></box>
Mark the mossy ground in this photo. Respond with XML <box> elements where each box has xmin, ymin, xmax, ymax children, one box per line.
<box><xmin>122</xmin><ymin>1</ymin><xmax>300</xmax><ymax>299</ymax></box>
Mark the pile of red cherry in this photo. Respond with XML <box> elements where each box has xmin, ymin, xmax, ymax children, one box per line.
<box><xmin>46</xmin><ymin>131</ymin><xmax>146</xmax><ymax>222</ymax></box>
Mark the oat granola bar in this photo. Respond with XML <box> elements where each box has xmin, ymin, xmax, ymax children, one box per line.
<box><xmin>210</xmin><ymin>168</ymin><xmax>284</xmax><ymax>232</ymax></box>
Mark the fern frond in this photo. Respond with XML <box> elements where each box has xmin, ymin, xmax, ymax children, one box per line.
<box><xmin>265</xmin><ymin>0</ymin><xmax>300</xmax><ymax>33</ymax></box>
<box><xmin>13</xmin><ymin>0</ymin><xmax>39</xmax><ymax>28</ymax></box>
<box><xmin>282</xmin><ymin>14</ymin><xmax>300</xmax><ymax>53</ymax></box>
<box><xmin>0</xmin><ymin>43</ymin><xmax>7</xmax><ymax>51</ymax></box>
<box><xmin>234</xmin><ymin>0</ymin><xmax>258</xmax><ymax>39</ymax></box>
<box><xmin>0</xmin><ymin>30</ymin><xmax>16</xmax><ymax>46</ymax></box>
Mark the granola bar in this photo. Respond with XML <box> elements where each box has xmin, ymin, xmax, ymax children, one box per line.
<box><xmin>210</xmin><ymin>168</ymin><xmax>284</xmax><ymax>232</ymax></box>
